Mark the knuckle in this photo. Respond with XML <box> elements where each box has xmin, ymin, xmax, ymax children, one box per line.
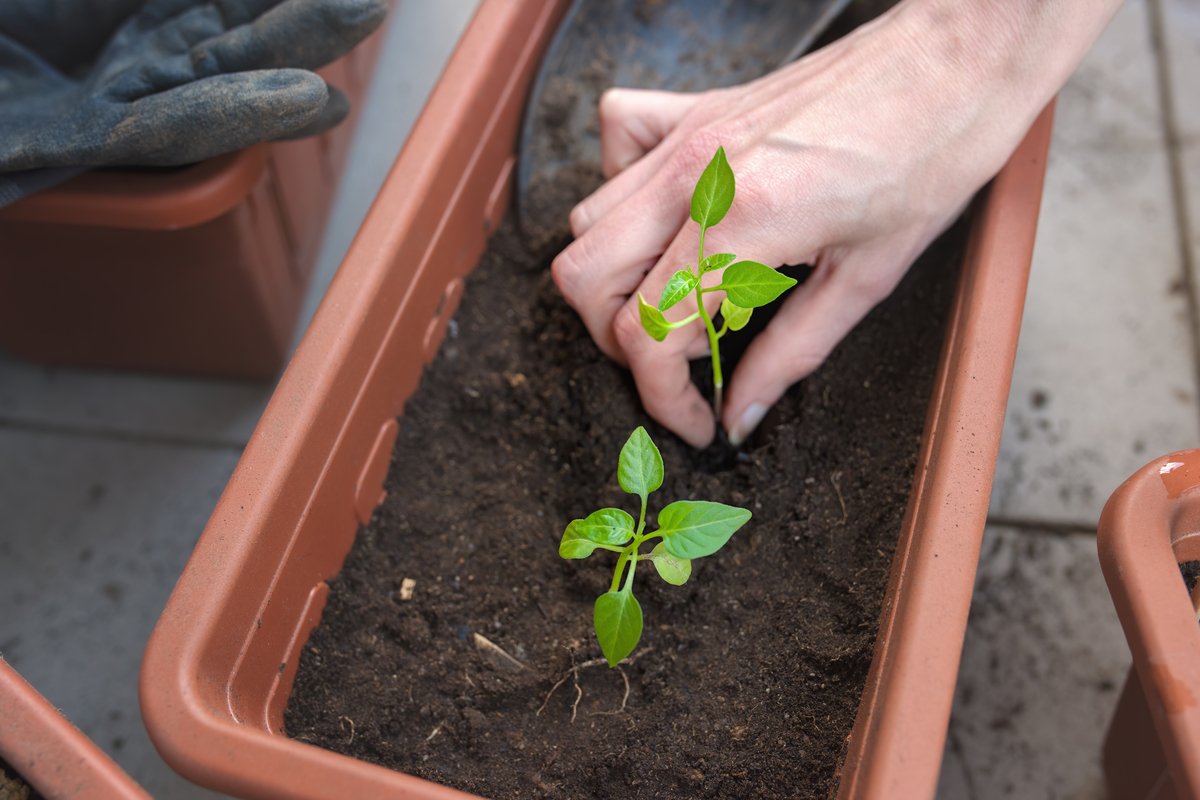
<box><xmin>567</xmin><ymin>203</ymin><xmax>591</xmax><ymax>237</ymax></box>
<box><xmin>612</xmin><ymin>302</ymin><xmax>647</xmax><ymax>351</ymax></box>
<box><xmin>550</xmin><ymin>248</ymin><xmax>584</xmax><ymax>304</ymax></box>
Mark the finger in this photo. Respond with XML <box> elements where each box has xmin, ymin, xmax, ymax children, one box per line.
<box><xmin>722</xmin><ymin>249</ymin><xmax>901</xmax><ymax>446</ymax></box>
<box><xmin>275</xmin><ymin>82</ymin><xmax>348</xmax><ymax>139</ymax></box>
<box><xmin>551</xmin><ymin>170</ymin><xmax>692</xmax><ymax>362</ymax></box>
<box><xmin>613</xmin><ymin>301</ymin><xmax>715</xmax><ymax>449</ymax></box>
<box><xmin>194</xmin><ymin>0</ymin><xmax>386</xmax><ymax>72</ymax></box>
<box><xmin>109</xmin><ymin>68</ymin><xmax>326</xmax><ymax>166</ymax></box>
<box><xmin>598</xmin><ymin>88</ymin><xmax>700</xmax><ymax>179</ymax></box>
<box><xmin>110</xmin><ymin>0</ymin><xmax>385</xmax><ymax>99</ymax></box>
<box><xmin>570</xmin><ymin>95</ymin><xmax>705</xmax><ymax>237</ymax></box>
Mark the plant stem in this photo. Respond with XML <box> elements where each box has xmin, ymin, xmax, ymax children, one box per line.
<box><xmin>609</xmin><ymin>551</ymin><xmax>629</xmax><ymax>592</ymax></box>
<box><xmin>695</xmin><ymin>226</ymin><xmax>723</xmax><ymax>417</ymax></box>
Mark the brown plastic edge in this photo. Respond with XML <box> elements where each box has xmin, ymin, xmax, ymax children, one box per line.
<box><xmin>0</xmin><ymin>148</ymin><xmax>268</xmax><ymax>231</ymax></box>
<box><xmin>0</xmin><ymin>658</ymin><xmax>150</xmax><ymax>800</ymax></box>
<box><xmin>138</xmin><ymin>6</ymin><xmax>1053</xmax><ymax>799</ymax></box>
<box><xmin>837</xmin><ymin>103</ymin><xmax>1056</xmax><ymax>800</ymax></box>
<box><xmin>1098</xmin><ymin>450</ymin><xmax>1200</xmax><ymax>800</ymax></box>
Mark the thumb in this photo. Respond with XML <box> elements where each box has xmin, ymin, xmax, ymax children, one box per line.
<box><xmin>723</xmin><ymin>251</ymin><xmax>902</xmax><ymax>446</ymax></box>
<box><xmin>598</xmin><ymin>87</ymin><xmax>700</xmax><ymax>178</ymax></box>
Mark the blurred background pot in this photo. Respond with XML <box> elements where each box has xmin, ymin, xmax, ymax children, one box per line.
<box><xmin>0</xmin><ymin>21</ymin><xmax>388</xmax><ymax>381</ymax></box>
<box><xmin>1100</xmin><ymin>450</ymin><xmax>1200</xmax><ymax>800</ymax></box>
<box><xmin>0</xmin><ymin>658</ymin><xmax>149</xmax><ymax>800</ymax></box>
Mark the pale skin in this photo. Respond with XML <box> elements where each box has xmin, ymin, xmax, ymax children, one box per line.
<box><xmin>551</xmin><ymin>0</ymin><xmax>1124</xmax><ymax>448</ymax></box>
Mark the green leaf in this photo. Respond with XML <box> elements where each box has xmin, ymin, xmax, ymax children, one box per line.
<box><xmin>559</xmin><ymin>520</ymin><xmax>600</xmax><ymax>559</ymax></box>
<box><xmin>594</xmin><ymin>590</ymin><xmax>644</xmax><ymax>667</ymax></box>
<box><xmin>576</xmin><ymin>507</ymin><xmax>635</xmax><ymax>545</ymax></box>
<box><xmin>690</xmin><ymin>146</ymin><xmax>735</xmax><ymax>229</ymax></box>
<box><xmin>638</xmin><ymin>293</ymin><xmax>672</xmax><ymax>342</ymax></box>
<box><xmin>618</xmin><ymin>426</ymin><xmax>663</xmax><ymax>500</ymax></box>
<box><xmin>718</xmin><ymin>261</ymin><xmax>797</xmax><ymax>309</ymax></box>
<box><xmin>701</xmin><ymin>253</ymin><xmax>736</xmax><ymax>274</ymax></box>
<box><xmin>649</xmin><ymin>541</ymin><xmax>691</xmax><ymax>585</ymax></box>
<box><xmin>659</xmin><ymin>270</ymin><xmax>699</xmax><ymax>311</ymax></box>
<box><xmin>656</xmin><ymin>500</ymin><xmax>751</xmax><ymax>559</ymax></box>
<box><xmin>720</xmin><ymin>298</ymin><xmax>752</xmax><ymax>332</ymax></box>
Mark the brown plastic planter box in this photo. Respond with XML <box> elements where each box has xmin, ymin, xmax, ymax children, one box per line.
<box><xmin>1099</xmin><ymin>451</ymin><xmax>1200</xmax><ymax>800</ymax></box>
<box><xmin>139</xmin><ymin>1</ymin><xmax>1055</xmax><ymax>797</ymax></box>
<box><xmin>0</xmin><ymin>658</ymin><xmax>149</xmax><ymax>800</ymax></box>
<box><xmin>0</xmin><ymin>21</ymin><xmax>387</xmax><ymax>381</ymax></box>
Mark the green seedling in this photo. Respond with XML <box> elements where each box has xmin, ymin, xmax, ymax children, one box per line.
<box><xmin>559</xmin><ymin>426</ymin><xmax>751</xmax><ymax>666</ymax></box>
<box><xmin>638</xmin><ymin>146</ymin><xmax>798</xmax><ymax>417</ymax></box>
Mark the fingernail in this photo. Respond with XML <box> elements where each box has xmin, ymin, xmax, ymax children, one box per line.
<box><xmin>728</xmin><ymin>402</ymin><xmax>767</xmax><ymax>447</ymax></box>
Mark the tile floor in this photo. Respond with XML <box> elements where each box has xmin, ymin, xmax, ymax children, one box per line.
<box><xmin>0</xmin><ymin>1</ymin><xmax>1197</xmax><ymax>798</ymax></box>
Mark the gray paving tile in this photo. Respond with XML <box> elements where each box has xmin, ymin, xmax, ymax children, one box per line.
<box><xmin>0</xmin><ymin>429</ymin><xmax>238</xmax><ymax>799</ymax></box>
<box><xmin>0</xmin><ymin>354</ymin><xmax>269</xmax><ymax>447</ymax></box>
<box><xmin>937</xmin><ymin>526</ymin><xmax>1131</xmax><ymax>800</ymax></box>
<box><xmin>990</xmin><ymin>1</ymin><xmax>1199</xmax><ymax>526</ymax></box>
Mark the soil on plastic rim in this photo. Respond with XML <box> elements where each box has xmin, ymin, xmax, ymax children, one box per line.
<box><xmin>284</xmin><ymin>193</ymin><xmax>968</xmax><ymax>796</ymax></box>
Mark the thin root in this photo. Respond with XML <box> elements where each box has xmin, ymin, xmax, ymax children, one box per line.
<box><xmin>538</xmin><ymin>648</ymin><xmax>653</xmax><ymax>721</ymax></box>
<box><xmin>831</xmin><ymin>470</ymin><xmax>847</xmax><ymax>524</ymax></box>
<box><xmin>339</xmin><ymin>716</ymin><xmax>356</xmax><ymax>745</ymax></box>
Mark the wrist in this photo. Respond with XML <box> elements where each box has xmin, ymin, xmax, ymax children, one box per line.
<box><xmin>894</xmin><ymin>0</ymin><xmax>1122</xmax><ymax>113</ymax></box>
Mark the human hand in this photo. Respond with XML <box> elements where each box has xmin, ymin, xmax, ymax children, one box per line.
<box><xmin>551</xmin><ymin>0</ymin><xmax>1115</xmax><ymax>448</ymax></box>
<box><xmin>0</xmin><ymin>0</ymin><xmax>387</xmax><ymax>172</ymax></box>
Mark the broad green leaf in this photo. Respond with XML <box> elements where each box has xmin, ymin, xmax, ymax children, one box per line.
<box><xmin>618</xmin><ymin>426</ymin><xmax>663</xmax><ymax>500</ymax></box>
<box><xmin>700</xmin><ymin>253</ymin><xmax>736</xmax><ymax>274</ymax></box>
<box><xmin>576</xmin><ymin>507</ymin><xmax>635</xmax><ymax>545</ymax></box>
<box><xmin>559</xmin><ymin>520</ymin><xmax>599</xmax><ymax>559</ymax></box>
<box><xmin>720</xmin><ymin>298</ymin><xmax>752</xmax><ymax>332</ymax></box>
<box><xmin>690</xmin><ymin>146</ymin><xmax>735</xmax><ymax>229</ymax></box>
<box><xmin>656</xmin><ymin>500</ymin><xmax>751</xmax><ymax>559</ymax></box>
<box><xmin>638</xmin><ymin>293</ymin><xmax>672</xmax><ymax>342</ymax></box>
<box><xmin>659</xmin><ymin>270</ymin><xmax>698</xmax><ymax>311</ymax></box>
<box><xmin>718</xmin><ymin>261</ymin><xmax>797</xmax><ymax>309</ymax></box>
<box><xmin>649</xmin><ymin>541</ymin><xmax>691</xmax><ymax>585</ymax></box>
<box><xmin>594</xmin><ymin>590</ymin><xmax>644</xmax><ymax>667</ymax></box>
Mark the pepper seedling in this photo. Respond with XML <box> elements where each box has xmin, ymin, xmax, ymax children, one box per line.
<box><xmin>638</xmin><ymin>146</ymin><xmax>797</xmax><ymax>417</ymax></box>
<box><xmin>559</xmin><ymin>426</ymin><xmax>751</xmax><ymax>666</ymax></box>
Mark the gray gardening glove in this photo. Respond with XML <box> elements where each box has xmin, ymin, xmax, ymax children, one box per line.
<box><xmin>0</xmin><ymin>0</ymin><xmax>386</xmax><ymax>201</ymax></box>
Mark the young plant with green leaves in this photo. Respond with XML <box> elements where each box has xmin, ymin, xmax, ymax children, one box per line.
<box><xmin>638</xmin><ymin>146</ymin><xmax>798</xmax><ymax>417</ymax></box>
<box><xmin>559</xmin><ymin>426</ymin><xmax>751</xmax><ymax>666</ymax></box>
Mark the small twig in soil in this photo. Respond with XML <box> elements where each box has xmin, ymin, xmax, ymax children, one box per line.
<box><xmin>831</xmin><ymin>470</ymin><xmax>847</xmax><ymax>525</ymax></box>
<box><xmin>472</xmin><ymin>632</ymin><xmax>527</xmax><ymax>671</ymax></box>
<box><xmin>425</xmin><ymin>721</ymin><xmax>444</xmax><ymax>743</ymax></box>
<box><xmin>338</xmin><ymin>715</ymin><xmax>356</xmax><ymax>745</ymax></box>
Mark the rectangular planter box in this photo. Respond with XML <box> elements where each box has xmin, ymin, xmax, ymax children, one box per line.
<box><xmin>1100</xmin><ymin>451</ymin><xmax>1200</xmax><ymax>800</ymax></box>
<box><xmin>0</xmin><ymin>658</ymin><xmax>149</xmax><ymax>800</ymax></box>
<box><xmin>0</xmin><ymin>21</ymin><xmax>387</xmax><ymax>381</ymax></box>
<box><xmin>140</xmin><ymin>1</ymin><xmax>1055</xmax><ymax>797</ymax></box>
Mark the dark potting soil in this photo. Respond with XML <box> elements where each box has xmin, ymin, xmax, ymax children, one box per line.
<box><xmin>284</xmin><ymin>194</ymin><xmax>968</xmax><ymax>797</ymax></box>
<box><xmin>1182</xmin><ymin>560</ymin><xmax>1200</xmax><ymax>595</ymax></box>
<box><xmin>0</xmin><ymin>758</ymin><xmax>40</xmax><ymax>800</ymax></box>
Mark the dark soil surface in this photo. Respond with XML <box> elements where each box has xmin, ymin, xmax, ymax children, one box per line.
<box><xmin>1182</xmin><ymin>560</ymin><xmax>1200</xmax><ymax>595</ymax></box>
<box><xmin>0</xmin><ymin>758</ymin><xmax>38</xmax><ymax>800</ymax></box>
<box><xmin>285</xmin><ymin>193</ymin><xmax>967</xmax><ymax>797</ymax></box>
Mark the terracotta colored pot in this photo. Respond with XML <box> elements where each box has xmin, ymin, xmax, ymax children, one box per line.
<box><xmin>0</xmin><ymin>22</ymin><xmax>387</xmax><ymax>381</ymax></box>
<box><xmin>1099</xmin><ymin>451</ymin><xmax>1200</xmax><ymax>800</ymax></box>
<box><xmin>139</xmin><ymin>1</ymin><xmax>1055</xmax><ymax>797</ymax></box>
<box><xmin>0</xmin><ymin>658</ymin><xmax>149</xmax><ymax>800</ymax></box>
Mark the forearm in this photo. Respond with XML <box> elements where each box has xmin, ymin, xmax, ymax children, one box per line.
<box><xmin>896</xmin><ymin>0</ymin><xmax>1123</xmax><ymax>116</ymax></box>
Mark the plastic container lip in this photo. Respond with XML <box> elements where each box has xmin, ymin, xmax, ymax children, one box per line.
<box><xmin>0</xmin><ymin>146</ymin><xmax>267</xmax><ymax>231</ymax></box>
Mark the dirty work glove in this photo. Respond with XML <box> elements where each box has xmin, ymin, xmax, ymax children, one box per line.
<box><xmin>0</xmin><ymin>0</ymin><xmax>386</xmax><ymax>185</ymax></box>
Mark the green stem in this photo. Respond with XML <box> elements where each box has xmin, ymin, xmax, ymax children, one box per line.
<box><xmin>593</xmin><ymin>543</ymin><xmax>627</xmax><ymax>554</ymax></box>
<box><xmin>609</xmin><ymin>551</ymin><xmax>629</xmax><ymax>592</ymax></box>
<box><xmin>622</xmin><ymin>551</ymin><xmax>638</xmax><ymax>592</ymax></box>
<box><xmin>695</xmin><ymin>226</ymin><xmax>723</xmax><ymax>417</ymax></box>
